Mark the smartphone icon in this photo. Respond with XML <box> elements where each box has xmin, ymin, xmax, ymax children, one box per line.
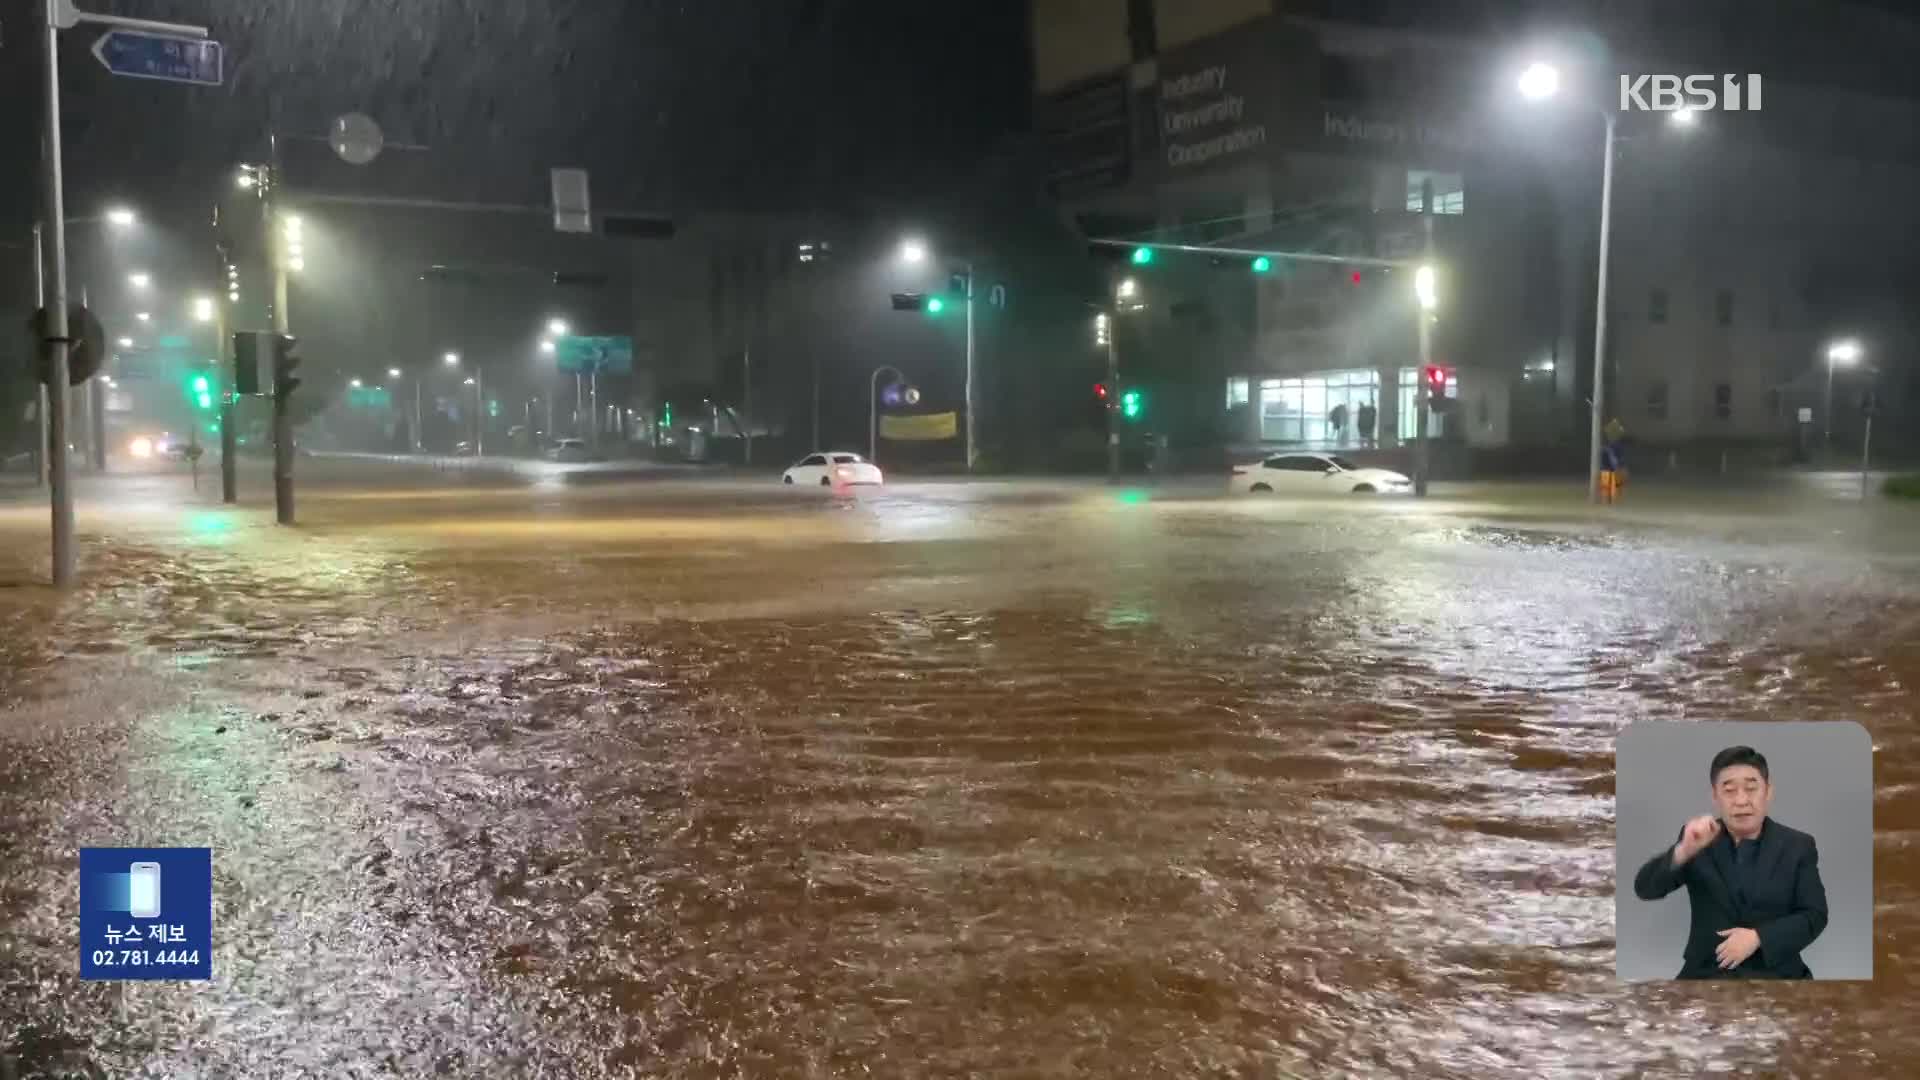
<box><xmin>128</xmin><ymin>862</ymin><xmax>162</xmax><ymax>919</ymax></box>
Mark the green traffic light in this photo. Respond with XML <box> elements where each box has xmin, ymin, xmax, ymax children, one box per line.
<box><xmin>1121</xmin><ymin>390</ymin><xmax>1143</xmax><ymax>420</ymax></box>
<box><xmin>196</xmin><ymin>393</ymin><xmax>213</xmax><ymax>410</ymax></box>
<box><xmin>1130</xmin><ymin>246</ymin><xmax>1154</xmax><ymax>266</ymax></box>
<box><xmin>191</xmin><ymin>375</ymin><xmax>210</xmax><ymax>393</ymax></box>
<box><xmin>1251</xmin><ymin>256</ymin><xmax>1272</xmax><ymax>274</ymax></box>
<box><xmin>926</xmin><ymin>296</ymin><xmax>946</xmax><ymax>315</ymax></box>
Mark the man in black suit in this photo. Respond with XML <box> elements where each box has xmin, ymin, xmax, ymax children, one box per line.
<box><xmin>1633</xmin><ymin>745</ymin><xmax>1828</xmax><ymax>978</ymax></box>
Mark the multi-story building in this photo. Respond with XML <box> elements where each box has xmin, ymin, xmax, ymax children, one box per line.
<box><xmin>1033</xmin><ymin>0</ymin><xmax>1920</xmax><ymax>463</ymax></box>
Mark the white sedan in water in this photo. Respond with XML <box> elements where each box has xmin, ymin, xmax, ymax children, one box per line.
<box><xmin>783</xmin><ymin>451</ymin><xmax>883</xmax><ymax>487</ymax></box>
<box><xmin>1232</xmin><ymin>452</ymin><xmax>1412</xmax><ymax>495</ymax></box>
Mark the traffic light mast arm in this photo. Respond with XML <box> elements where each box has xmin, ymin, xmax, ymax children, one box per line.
<box><xmin>1088</xmin><ymin>237</ymin><xmax>1412</xmax><ymax>270</ymax></box>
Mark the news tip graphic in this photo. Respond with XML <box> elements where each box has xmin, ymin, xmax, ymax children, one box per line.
<box><xmin>79</xmin><ymin>847</ymin><xmax>212</xmax><ymax>981</ymax></box>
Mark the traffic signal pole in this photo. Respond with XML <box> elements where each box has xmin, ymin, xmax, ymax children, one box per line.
<box><xmin>1413</xmin><ymin>187</ymin><xmax>1434</xmax><ymax>498</ymax></box>
<box><xmin>268</xmin><ymin>139</ymin><xmax>295</xmax><ymax>525</ymax></box>
<box><xmin>218</xmin><ymin>302</ymin><xmax>236</xmax><ymax>503</ymax></box>
<box><xmin>1105</xmin><ymin>311</ymin><xmax>1120</xmax><ymax>483</ymax></box>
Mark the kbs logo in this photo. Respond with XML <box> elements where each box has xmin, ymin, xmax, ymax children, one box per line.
<box><xmin>1619</xmin><ymin>74</ymin><xmax>1763</xmax><ymax>112</ymax></box>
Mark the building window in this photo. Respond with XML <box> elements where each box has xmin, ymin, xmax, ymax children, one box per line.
<box><xmin>1226</xmin><ymin>377</ymin><xmax>1250</xmax><ymax>409</ymax></box>
<box><xmin>1259</xmin><ymin>369</ymin><xmax>1380</xmax><ymax>444</ymax></box>
<box><xmin>1716</xmin><ymin>290</ymin><xmax>1734</xmax><ymax>327</ymax></box>
<box><xmin>1649</xmin><ymin>288</ymin><xmax>1668</xmax><ymax>324</ymax></box>
<box><xmin>1647</xmin><ymin>381</ymin><xmax>1668</xmax><ymax>419</ymax></box>
<box><xmin>1715</xmin><ymin>383</ymin><xmax>1732</xmax><ymax>419</ymax></box>
<box><xmin>1406</xmin><ymin>170</ymin><xmax>1465</xmax><ymax>215</ymax></box>
<box><xmin>1397</xmin><ymin>366</ymin><xmax>1456</xmax><ymax>441</ymax></box>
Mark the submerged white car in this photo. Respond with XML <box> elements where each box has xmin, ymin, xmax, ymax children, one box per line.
<box><xmin>1232</xmin><ymin>452</ymin><xmax>1412</xmax><ymax>495</ymax></box>
<box><xmin>783</xmin><ymin>451</ymin><xmax>883</xmax><ymax>487</ymax></box>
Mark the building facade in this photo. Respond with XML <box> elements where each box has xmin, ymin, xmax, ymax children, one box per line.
<box><xmin>1033</xmin><ymin>0</ymin><xmax>1920</xmax><ymax>463</ymax></box>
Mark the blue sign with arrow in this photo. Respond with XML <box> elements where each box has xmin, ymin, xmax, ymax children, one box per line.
<box><xmin>91</xmin><ymin>30</ymin><xmax>222</xmax><ymax>86</ymax></box>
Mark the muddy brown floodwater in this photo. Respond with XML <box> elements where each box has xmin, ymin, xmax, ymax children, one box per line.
<box><xmin>1</xmin><ymin>467</ymin><xmax>1918</xmax><ymax>1077</ymax></box>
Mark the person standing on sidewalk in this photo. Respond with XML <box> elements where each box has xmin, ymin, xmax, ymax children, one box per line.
<box><xmin>1356</xmin><ymin>401</ymin><xmax>1377</xmax><ymax>449</ymax></box>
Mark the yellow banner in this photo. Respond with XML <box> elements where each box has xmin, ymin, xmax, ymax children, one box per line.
<box><xmin>880</xmin><ymin>411</ymin><xmax>958</xmax><ymax>441</ymax></box>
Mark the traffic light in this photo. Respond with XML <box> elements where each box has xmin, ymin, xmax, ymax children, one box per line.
<box><xmin>890</xmin><ymin>292</ymin><xmax>946</xmax><ymax>315</ymax></box>
<box><xmin>1120</xmin><ymin>388</ymin><xmax>1144</xmax><ymax>421</ymax></box>
<box><xmin>232</xmin><ymin>331</ymin><xmax>262</xmax><ymax>395</ymax></box>
<box><xmin>1130</xmin><ymin>246</ymin><xmax>1154</xmax><ymax>266</ymax></box>
<box><xmin>1094</xmin><ymin>381</ymin><xmax>1109</xmax><ymax>401</ymax></box>
<box><xmin>185</xmin><ymin>367</ymin><xmax>217</xmax><ymax>411</ymax></box>
<box><xmin>271</xmin><ymin>334</ymin><xmax>300</xmax><ymax>398</ymax></box>
<box><xmin>1424</xmin><ymin>365</ymin><xmax>1451</xmax><ymax>408</ymax></box>
<box><xmin>1251</xmin><ymin>256</ymin><xmax>1272</xmax><ymax>274</ymax></box>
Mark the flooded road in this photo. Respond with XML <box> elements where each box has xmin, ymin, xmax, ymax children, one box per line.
<box><xmin>2</xmin><ymin>466</ymin><xmax>1918</xmax><ymax>1077</ymax></box>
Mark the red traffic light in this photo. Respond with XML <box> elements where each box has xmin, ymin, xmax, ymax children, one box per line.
<box><xmin>1424</xmin><ymin>365</ymin><xmax>1450</xmax><ymax>398</ymax></box>
<box><xmin>1094</xmin><ymin>382</ymin><xmax>1108</xmax><ymax>399</ymax></box>
<box><xmin>1350</xmin><ymin>270</ymin><xmax>1363</xmax><ymax>285</ymax></box>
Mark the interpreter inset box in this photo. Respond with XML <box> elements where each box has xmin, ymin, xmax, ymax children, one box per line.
<box><xmin>79</xmin><ymin>847</ymin><xmax>213</xmax><ymax>981</ymax></box>
<box><xmin>1615</xmin><ymin>722</ymin><xmax>1872</xmax><ymax>981</ymax></box>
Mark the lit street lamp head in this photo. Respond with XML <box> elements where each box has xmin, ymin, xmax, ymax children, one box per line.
<box><xmin>898</xmin><ymin>238</ymin><xmax>928</xmax><ymax>265</ymax></box>
<box><xmin>128</xmin><ymin>272</ymin><xmax>151</xmax><ymax>289</ymax></box>
<box><xmin>463</xmin><ymin>377</ymin><xmax>476</xmax><ymax>386</ymax></box>
<box><xmin>539</xmin><ymin>340</ymin><xmax>556</xmax><ymax>354</ymax></box>
<box><xmin>105</xmin><ymin>207</ymin><xmax>137</xmax><ymax>227</ymax></box>
<box><xmin>547</xmin><ymin>318</ymin><xmax>569</xmax><ymax>337</ymax></box>
<box><xmin>444</xmin><ymin>352</ymin><xmax>461</xmax><ymax>366</ymax></box>
<box><xmin>116</xmin><ymin>337</ymin><xmax>134</xmax><ymax>348</ymax></box>
<box><xmin>388</xmin><ymin>368</ymin><xmax>402</xmax><ymax>378</ymax></box>
<box><xmin>1827</xmin><ymin>340</ymin><xmax>1863</xmax><ymax>365</ymax></box>
<box><xmin>1517</xmin><ymin>61</ymin><xmax>1561</xmax><ymax>102</ymax></box>
<box><xmin>135</xmin><ymin>312</ymin><xmax>151</xmax><ymax>322</ymax></box>
<box><xmin>349</xmin><ymin>378</ymin><xmax>363</xmax><ymax>388</ymax></box>
<box><xmin>191</xmin><ymin>297</ymin><xmax>215</xmax><ymax>322</ymax></box>
<box><xmin>1414</xmin><ymin>264</ymin><xmax>1439</xmax><ymax>311</ymax></box>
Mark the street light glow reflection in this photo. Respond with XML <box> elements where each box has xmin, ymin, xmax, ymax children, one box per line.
<box><xmin>1415</xmin><ymin>264</ymin><xmax>1438</xmax><ymax>311</ymax></box>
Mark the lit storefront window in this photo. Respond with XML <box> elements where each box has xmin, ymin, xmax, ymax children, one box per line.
<box><xmin>1257</xmin><ymin>368</ymin><xmax>1379</xmax><ymax>445</ymax></box>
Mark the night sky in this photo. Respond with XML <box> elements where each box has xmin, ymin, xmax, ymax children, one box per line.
<box><xmin>0</xmin><ymin>1</ymin><xmax>1033</xmax><ymax>229</ymax></box>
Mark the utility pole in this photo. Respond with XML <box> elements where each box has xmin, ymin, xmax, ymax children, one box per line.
<box><xmin>963</xmin><ymin>261</ymin><xmax>977</xmax><ymax>473</ymax></box>
<box><xmin>742</xmin><ymin>342</ymin><xmax>753</xmax><ymax>465</ymax></box>
<box><xmin>32</xmin><ymin>223</ymin><xmax>48</xmax><ymax>489</ymax></box>
<box><xmin>39</xmin><ymin>3</ymin><xmax>74</xmax><ymax>585</ymax></box>
<box><xmin>475</xmin><ymin>367</ymin><xmax>485</xmax><ymax>455</ymax></box>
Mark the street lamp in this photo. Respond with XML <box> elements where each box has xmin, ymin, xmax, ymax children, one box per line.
<box><xmin>349</xmin><ymin>378</ymin><xmax>363</xmax><ymax>389</ymax></box>
<box><xmin>546</xmin><ymin>318</ymin><xmax>569</xmax><ymax>337</ymax></box>
<box><xmin>104</xmin><ymin>206</ymin><xmax>136</xmax><ymax>228</ymax></box>
<box><xmin>1825</xmin><ymin>339</ymin><xmax>1863</xmax><ymax>449</ymax></box>
<box><xmin>444</xmin><ymin>351</ymin><xmax>460</xmax><ymax>366</ymax></box>
<box><xmin>128</xmin><ymin>272</ymin><xmax>150</xmax><ymax>290</ymax></box>
<box><xmin>135</xmin><ymin>312</ymin><xmax>150</xmax><ymax>322</ymax></box>
<box><xmin>1518</xmin><ymin>58</ymin><xmax>1617</xmax><ymax>504</ymax></box>
<box><xmin>898</xmin><ymin>238</ymin><xmax>927</xmax><ymax>265</ymax></box>
<box><xmin>539</xmin><ymin>339</ymin><xmax>556</xmax><ymax>354</ymax></box>
<box><xmin>1414</xmin><ymin>265</ymin><xmax>1438</xmax><ymax>311</ymax></box>
<box><xmin>1116</xmin><ymin>277</ymin><xmax>1139</xmax><ymax>301</ymax></box>
<box><xmin>387</xmin><ymin>367</ymin><xmax>402</xmax><ymax>379</ymax></box>
<box><xmin>116</xmin><ymin>336</ymin><xmax>133</xmax><ymax>348</ymax></box>
<box><xmin>191</xmin><ymin>296</ymin><xmax>215</xmax><ymax>322</ymax></box>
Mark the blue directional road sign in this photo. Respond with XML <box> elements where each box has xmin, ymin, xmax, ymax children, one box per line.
<box><xmin>554</xmin><ymin>336</ymin><xmax>634</xmax><ymax>375</ymax></box>
<box><xmin>91</xmin><ymin>30</ymin><xmax>223</xmax><ymax>87</ymax></box>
